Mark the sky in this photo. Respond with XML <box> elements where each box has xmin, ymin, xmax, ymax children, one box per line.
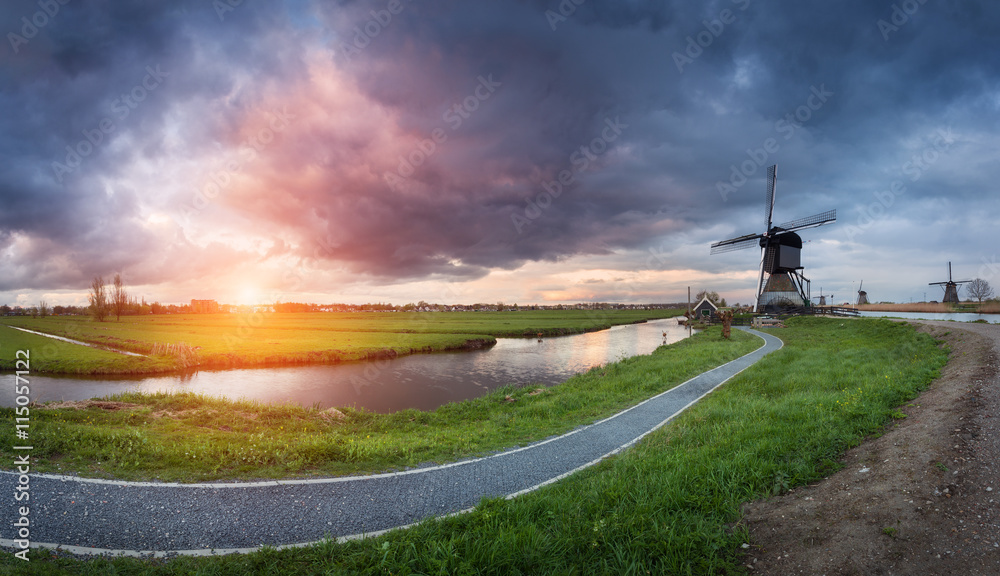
<box><xmin>2</xmin><ymin>0</ymin><xmax>999</xmax><ymax>308</ymax></box>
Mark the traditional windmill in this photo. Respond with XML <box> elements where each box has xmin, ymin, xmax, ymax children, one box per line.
<box><xmin>710</xmin><ymin>165</ymin><xmax>836</xmax><ymax>312</ymax></box>
<box><xmin>929</xmin><ymin>261</ymin><xmax>970</xmax><ymax>304</ymax></box>
<box><xmin>817</xmin><ymin>287</ymin><xmax>833</xmax><ymax>306</ymax></box>
<box><xmin>856</xmin><ymin>280</ymin><xmax>868</xmax><ymax>306</ymax></box>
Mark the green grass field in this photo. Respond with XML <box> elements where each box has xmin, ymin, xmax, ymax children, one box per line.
<box><xmin>0</xmin><ymin>325</ymin><xmax>176</xmax><ymax>374</ymax></box>
<box><xmin>1</xmin><ymin>318</ymin><xmax>949</xmax><ymax>574</ymax></box>
<box><xmin>0</xmin><ymin>309</ymin><xmax>680</xmax><ymax>374</ymax></box>
<box><xmin>0</xmin><ymin>325</ymin><xmax>757</xmax><ymax>482</ymax></box>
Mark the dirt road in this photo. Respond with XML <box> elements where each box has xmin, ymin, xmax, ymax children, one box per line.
<box><xmin>742</xmin><ymin>321</ymin><xmax>1000</xmax><ymax>575</ymax></box>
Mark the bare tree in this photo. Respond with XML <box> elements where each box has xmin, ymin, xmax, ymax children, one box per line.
<box><xmin>38</xmin><ymin>299</ymin><xmax>48</xmax><ymax>318</ymax></box>
<box><xmin>111</xmin><ymin>272</ymin><xmax>129</xmax><ymax>321</ymax></box>
<box><xmin>695</xmin><ymin>290</ymin><xmax>728</xmax><ymax>307</ymax></box>
<box><xmin>89</xmin><ymin>275</ymin><xmax>108</xmax><ymax>322</ymax></box>
<box><xmin>966</xmin><ymin>278</ymin><xmax>995</xmax><ymax>306</ymax></box>
<box><xmin>717</xmin><ymin>308</ymin><xmax>734</xmax><ymax>339</ymax></box>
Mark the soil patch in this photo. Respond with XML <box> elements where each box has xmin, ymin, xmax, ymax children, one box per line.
<box><xmin>318</xmin><ymin>407</ymin><xmax>346</xmax><ymax>422</ymax></box>
<box><xmin>742</xmin><ymin>321</ymin><xmax>1000</xmax><ymax>575</ymax></box>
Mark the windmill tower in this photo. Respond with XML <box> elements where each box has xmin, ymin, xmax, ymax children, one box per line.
<box><xmin>710</xmin><ymin>165</ymin><xmax>836</xmax><ymax>313</ymax></box>
<box><xmin>929</xmin><ymin>262</ymin><xmax>970</xmax><ymax>304</ymax></box>
<box><xmin>856</xmin><ymin>280</ymin><xmax>869</xmax><ymax>306</ymax></box>
<box><xmin>817</xmin><ymin>287</ymin><xmax>833</xmax><ymax>306</ymax></box>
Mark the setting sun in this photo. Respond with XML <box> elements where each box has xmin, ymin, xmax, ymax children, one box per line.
<box><xmin>236</xmin><ymin>286</ymin><xmax>260</xmax><ymax>306</ymax></box>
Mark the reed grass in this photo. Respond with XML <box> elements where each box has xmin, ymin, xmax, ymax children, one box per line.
<box><xmin>856</xmin><ymin>302</ymin><xmax>954</xmax><ymax>313</ymax></box>
<box><xmin>856</xmin><ymin>301</ymin><xmax>1000</xmax><ymax>314</ymax></box>
<box><xmin>975</xmin><ymin>300</ymin><xmax>1000</xmax><ymax>313</ymax></box>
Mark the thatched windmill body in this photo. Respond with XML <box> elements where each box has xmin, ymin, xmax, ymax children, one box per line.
<box><xmin>710</xmin><ymin>165</ymin><xmax>836</xmax><ymax>313</ymax></box>
<box><xmin>929</xmin><ymin>262</ymin><xmax>970</xmax><ymax>304</ymax></box>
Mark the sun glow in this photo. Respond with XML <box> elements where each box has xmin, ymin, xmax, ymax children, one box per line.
<box><xmin>236</xmin><ymin>286</ymin><xmax>260</xmax><ymax>306</ymax></box>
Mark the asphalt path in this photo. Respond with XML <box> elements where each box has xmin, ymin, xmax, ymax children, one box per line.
<box><xmin>1</xmin><ymin>327</ymin><xmax>782</xmax><ymax>557</ymax></box>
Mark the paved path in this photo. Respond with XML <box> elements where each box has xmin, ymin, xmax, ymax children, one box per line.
<box><xmin>1</xmin><ymin>328</ymin><xmax>782</xmax><ymax>557</ymax></box>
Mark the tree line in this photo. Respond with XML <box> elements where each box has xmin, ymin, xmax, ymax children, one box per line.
<box><xmin>84</xmin><ymin>273</ymin><xmax>171</xmax><ymax>321</ymax></box>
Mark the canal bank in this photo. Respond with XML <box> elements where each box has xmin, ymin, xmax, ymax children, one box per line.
<box><xmin>2</xmin><ymin>319</ymin><xmax>693</xmax><ymax>413</ymax></box>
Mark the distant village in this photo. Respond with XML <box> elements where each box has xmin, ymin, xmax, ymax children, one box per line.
<box><xmin>1</xmin><ymin>299</ymin><xmax>685</xmax><ymax>317</ymax></box>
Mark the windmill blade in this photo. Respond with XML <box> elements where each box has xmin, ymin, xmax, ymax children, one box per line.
<box><xmin>710</xmin><ymin>234</ymin><xmax>762</xmax><ymax>254</ymax></box>
<box><xmin>764</xmin><ymin>165</ymin><xmax>777</xmax><ymax>231</ymax></box>
<box><xmin>929</xmin><ymin>281</ymin><xmax>951</xmax><ymax>286</ymax></box>
<box><xmin>775</xmin><ymin>209</ymin><xmax>837</xmax><ymax>233</ymax></box>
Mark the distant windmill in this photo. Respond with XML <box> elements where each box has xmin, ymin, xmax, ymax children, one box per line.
<box><xmin>817</xmin><ymin>287</ymin><xmax>833</xmax><ymax>306</ymax></box>
<box><xmin>929</xmin><ymin>261</ymin><xmax>970</xmax><ymax>304</ymax></box>
<box><xmin>856</xmin><ymin>280</ymin><xmax>869</xmax><ymax>306</ymax></box>
<box><xmin>710</xmin><ymin>165</ymin><xmax>836</xmax><ymax>312</ymax></box>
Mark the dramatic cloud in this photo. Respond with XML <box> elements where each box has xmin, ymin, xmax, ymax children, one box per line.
<box><xmin>2</xmin><ymin>0</ymin><xmax>999</xmax><ymax>305</ymax></box>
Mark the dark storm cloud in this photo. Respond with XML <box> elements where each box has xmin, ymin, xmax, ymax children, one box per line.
<box><xmin>298</xmin><ymin>0</ymin><xmax>696</xmax><ymax>277</ymax></box>
<box><xmin>0</xmin><ymin>0</ymin><xmax>305</xmax><ymax>290</ymax></box>
<box><xmin>2</xmin><ymin>0</ymin><xmax>999</xmax><ymax>299</ymax></box>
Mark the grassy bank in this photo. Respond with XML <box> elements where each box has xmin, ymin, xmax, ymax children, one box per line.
<box><xmin>0</xmin><ymin>326</ymin><xmax>176</xmax><ymax>375</ymax></box>
<box><xmin>3</xmin><ymin>318</ymin><xmax>949</xmax><ymax>574</ymax></box>
<box><xmin>0</xmin><ymin>309</ymin><xmax>680</xmax><ymax>374</ymax></box>
<box><xmin>1</xmin><ymin>326</ymin><xmax>756</xmax><ymax>482</ymax></box>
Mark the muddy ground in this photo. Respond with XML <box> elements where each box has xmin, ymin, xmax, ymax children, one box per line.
<box><xmin>742</xmin><ymin>321</ymin><xmax>1000</xmax><ymax>575</ymax></box>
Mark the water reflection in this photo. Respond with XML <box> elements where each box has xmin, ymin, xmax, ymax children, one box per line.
<box><xmin>3</xmin><ymin>319</ymin><xmax>692</xmax><ymax>413</ymax></box>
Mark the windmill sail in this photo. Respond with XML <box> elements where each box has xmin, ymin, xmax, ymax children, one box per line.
<box><xmin>775</xmin><ymin>209</ymin><xmax>837</xmax><ymax>232</ymax></box>
<box><xmin>710</xmin><ymin>234</ymin><xmax>761</xmax><ymax>254</ymax></box>
<box><xmin>764</xmin><ymin>164</ymin><xmax>776</xmax><ymax>232</ymax></box>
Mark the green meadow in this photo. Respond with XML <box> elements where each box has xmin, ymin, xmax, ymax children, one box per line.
<box><xmin>1</xmin><ymin>317</ymin><xmax>949</xmax><ymax>574</ymax></box>
<box><xmin>0</xmin><ymin>325</ymin><xmax>176</xmax><ymax>374</ymax></box>
<box><xmin>0</xmin><ymin>325</ymin><xmax>758</xmax><ymax>482</ymax></box>
<box><xmin>0</xmin><ymin>309</ymin><xmax>680</xmax><ymax>374</ymax></box>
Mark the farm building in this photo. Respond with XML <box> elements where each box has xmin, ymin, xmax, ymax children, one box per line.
<box><xmin>692</xmin><ymin>297</ymin><xmax>718</xmax><ymax>320</ymax></box>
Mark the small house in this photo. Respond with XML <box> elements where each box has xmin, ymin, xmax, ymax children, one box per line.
<box><xmin>692</xmin><ymin>297</ymin><xmax>718</xmax><ymax>320</ymax></box>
